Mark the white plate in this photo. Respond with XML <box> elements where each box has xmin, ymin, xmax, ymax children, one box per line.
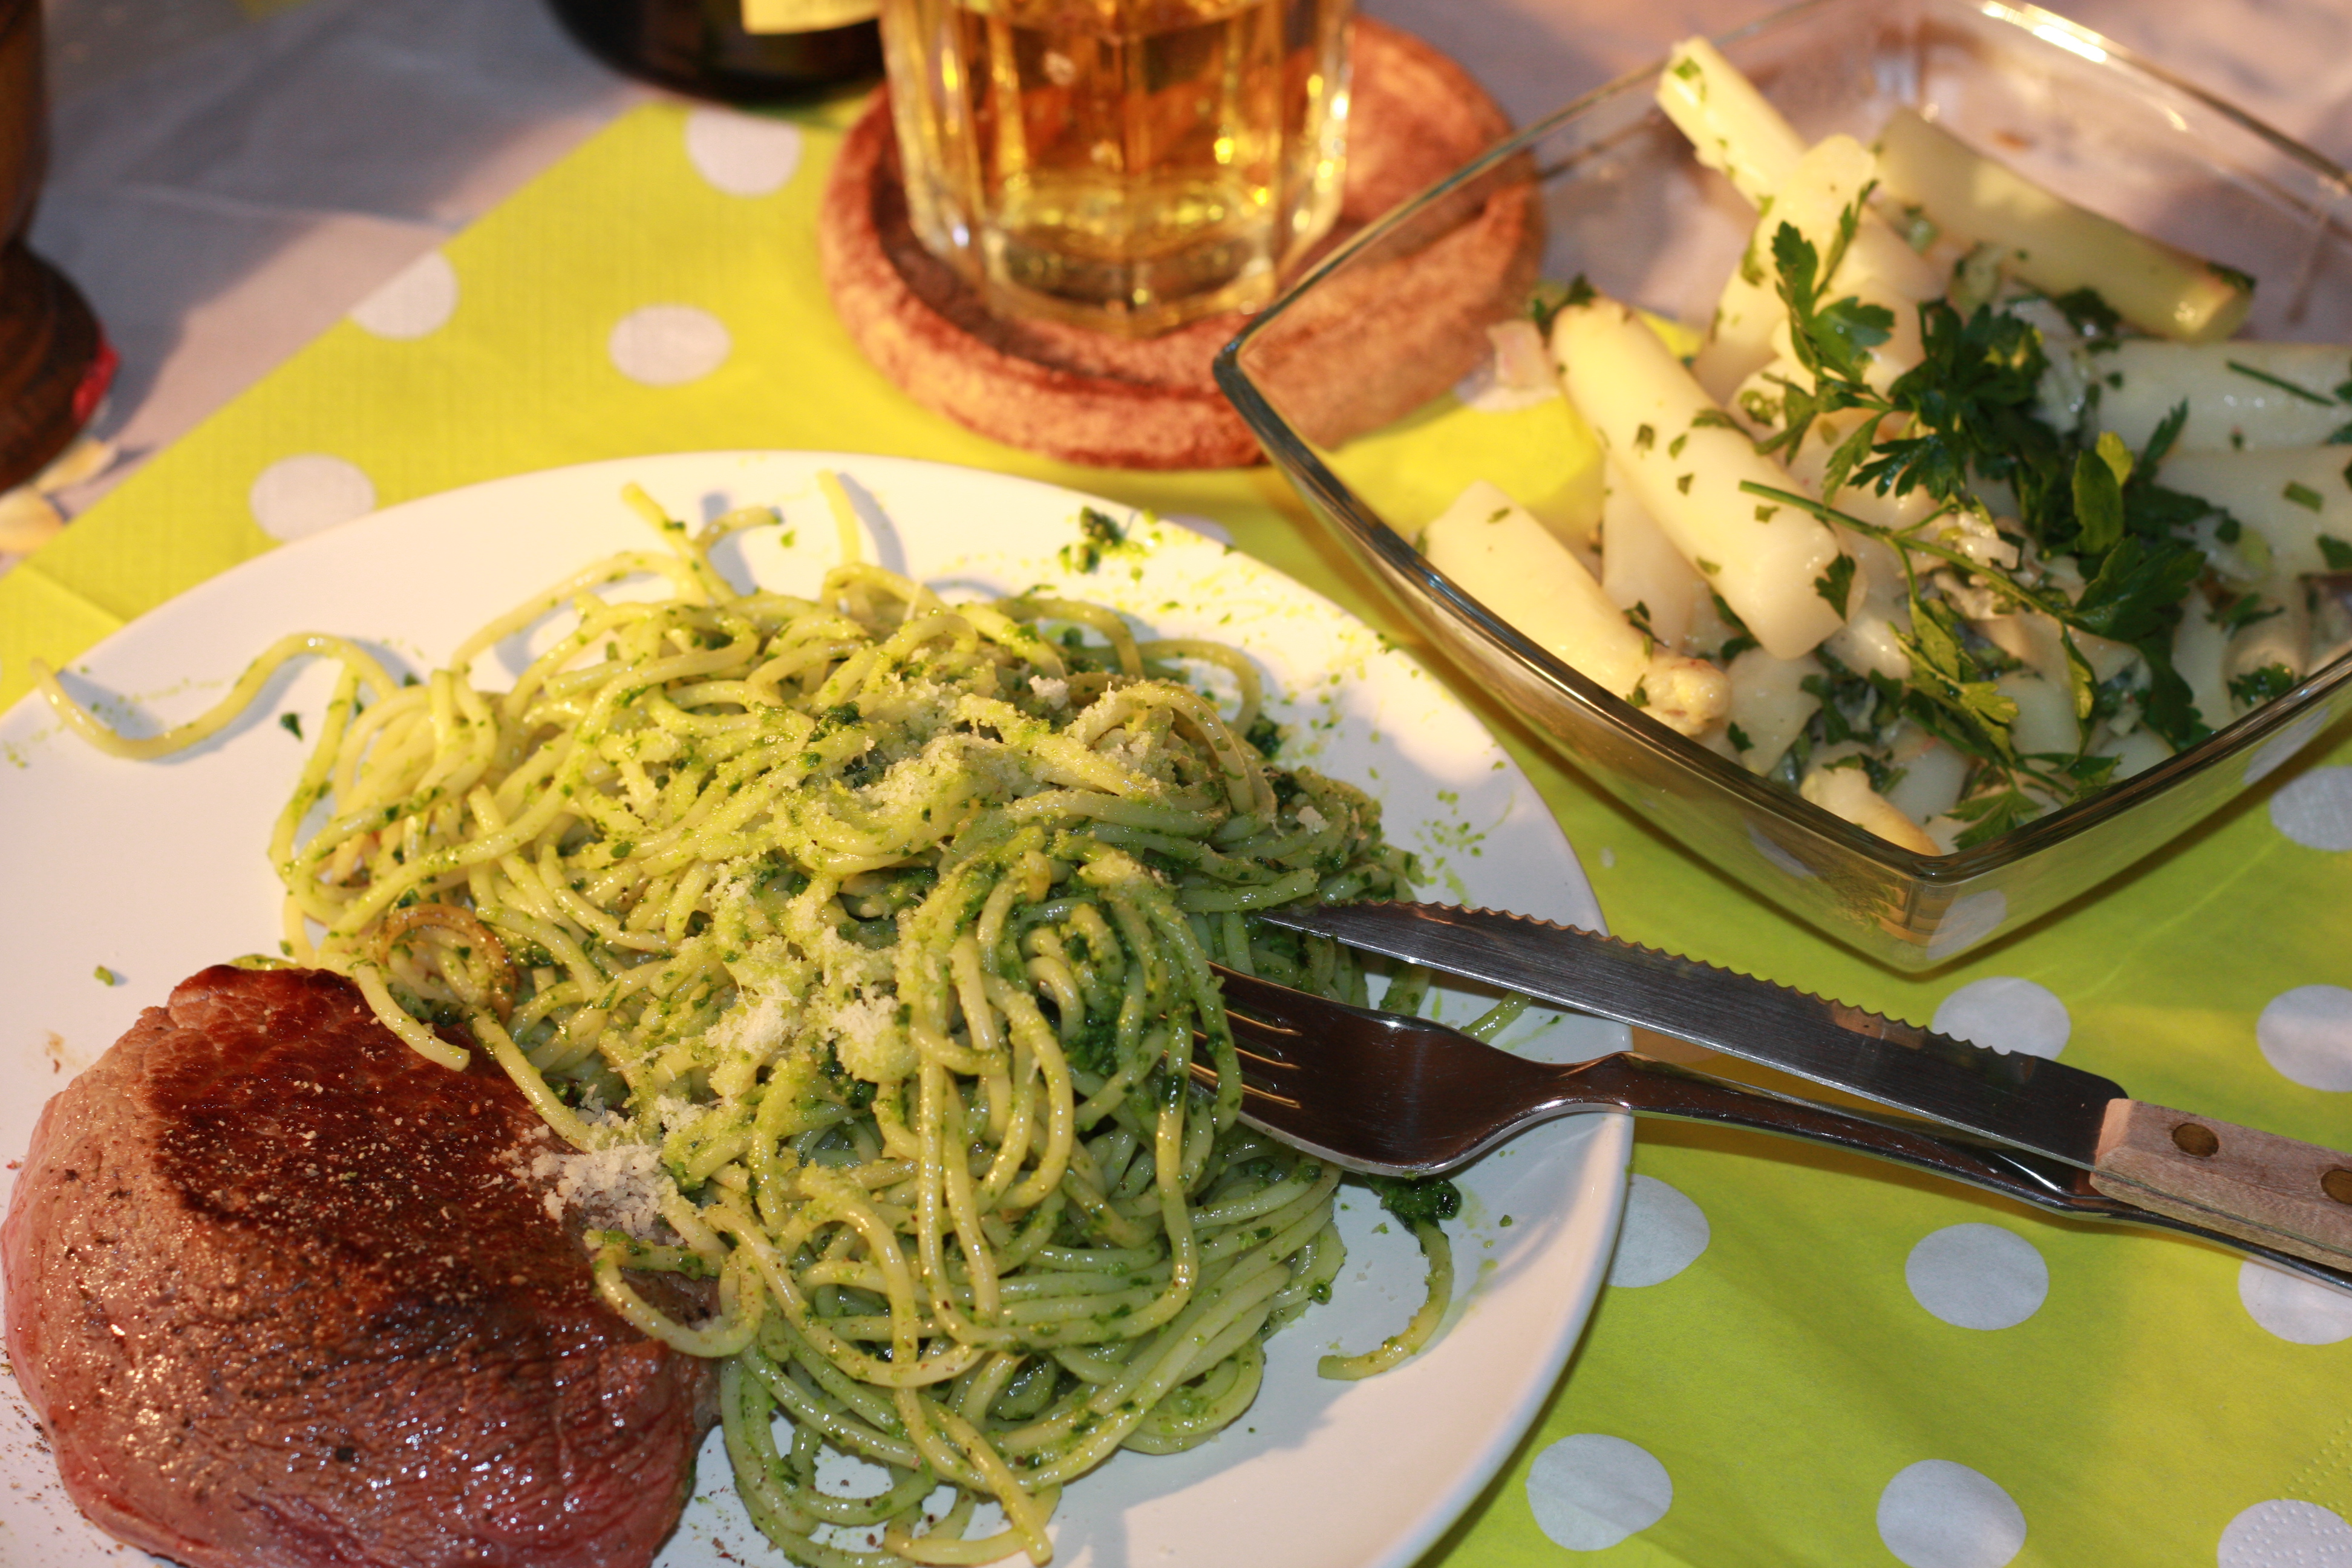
<box><xmin>0</xmin><ymin>452</ymin><xmax>1630</xmax><ymax>1568</ymax></box>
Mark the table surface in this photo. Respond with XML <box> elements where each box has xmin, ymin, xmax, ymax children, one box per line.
<box><xmin>13</xmin><ymin>1</ymin><xmax>2352</xmax><ymax>1566</ymax></box>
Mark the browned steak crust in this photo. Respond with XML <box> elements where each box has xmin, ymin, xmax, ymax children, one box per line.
<box><xmin>2</xmin><ymin>965</ymin><xmax>718</xmax><ymax>1568</ymax></box>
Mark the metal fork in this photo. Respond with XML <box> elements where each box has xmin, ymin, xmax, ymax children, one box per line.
<box><xmin>1197</xmin><ymin>964</ymin><xmax>2352</xmax><ymax>1294</ymax></box>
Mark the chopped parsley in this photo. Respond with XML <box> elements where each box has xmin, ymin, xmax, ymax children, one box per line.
<box><xmin>1060</xmin><ymin>506</ymin><xmax>1130</xmax><ymax>573</ymax></box>
<box><xmin>2226</xmin><ymin>359</ymin><xmax>2333</xmax><ymax>407</ymax></box>
<box><xmin>1364</xmin><ymin>1174</ymin><xmax>1462</xmax><ymax>1227</ymax></box>
<box><xmin>2229</xmin><ymin>664</ymin><xmax>2299</xmax><ymax>707</ymax></box>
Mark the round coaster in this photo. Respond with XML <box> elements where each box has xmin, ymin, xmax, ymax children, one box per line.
<box><xmin>819</xmin><ymin>19</ymin><xmax>1531</xmax><ymax>471</ymax></box>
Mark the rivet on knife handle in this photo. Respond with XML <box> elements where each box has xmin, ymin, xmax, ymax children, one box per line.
<box><xmin>2089</xmin><ymin>1102</ymin><xmax>2352</xmax><ymax>1269</ymax></box>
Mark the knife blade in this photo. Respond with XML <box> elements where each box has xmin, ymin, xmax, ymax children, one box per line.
<box><xmin>1256</xmin><ymin>901</ymin><xmax>2352</xmax><ymax>1269</ymax></box>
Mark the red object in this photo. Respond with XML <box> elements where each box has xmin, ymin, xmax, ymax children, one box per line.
<box><xmin>70</xmin><ymin>328</ymin><xmax>116</xmax><ymax>430</ymax></box>
<box><xmin>2</xmin><ymin>965</ymin><xmax>719</xmax><ymax>1568</ymax></box>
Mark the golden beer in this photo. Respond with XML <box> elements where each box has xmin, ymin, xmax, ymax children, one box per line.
<box><xmin>878</xmin><ymin>0</ymin><xmax>1353</xmax><ymax>335</ymax></box>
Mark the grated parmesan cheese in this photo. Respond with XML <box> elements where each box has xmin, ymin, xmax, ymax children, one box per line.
<box><xmin>832</xmin><ymin>991</ymin><xmax>912</xmax><ymax>1082</ymax></box>
<box><xmin>528</xmin><ymin>1121</ymin><xmax>673</xmax><ymax>1241</ymax></box>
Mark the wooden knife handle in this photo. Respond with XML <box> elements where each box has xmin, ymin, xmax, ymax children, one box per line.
<box><xmin>2088</xmin><ymin>1100</ymin><xmax>2352</xmax><ymax>1268</ymax></box>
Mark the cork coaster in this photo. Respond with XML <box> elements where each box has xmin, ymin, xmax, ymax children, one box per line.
<box><xmin>818</xmin><ymin>19</ymin><xmax>1535</xmax><ymax>471</ymax></box>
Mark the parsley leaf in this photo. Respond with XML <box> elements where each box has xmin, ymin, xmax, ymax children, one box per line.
<box><xmin>2228</xmin><ymin>664</ymin><xmax>2299</xmax><ymax>706</ymax></box>
<box><xmin>1949</xmin><ymin>787</ymin><xmax>2039</xmax><ymax>848</ymax></box>
<box><xmin>1813</xmin><ymin>553</ymin><xmax>1858</xmax><ymax>619</ymax></box>
<box><xmin>1856</xmin><ymin>302</ymin><xmax>2055</xmax><ymax>511</ymax></box>
<box><xmin>2135</xmin><ymin>638</ymin><xmax>2212</xmax><ymax>750</ymax></box>
<box><xmin>2212</xmin><ymin>592</ymin><xmax>2284</xmax><ymax>635</ymax></box>
<box><xmin>2048</xmin><ymin>287</ymin><xmax>2122</xmax><ymax>342</ymax></box>
<box><xmin>2071</xmin><ymin>535</ymin><xmax>2205</xmax><ymax>645</ymax></box>
<box><xmin>2072</xmin><ymin>445</ymin><xmax>2125</xmax><ymax>555</ymax></box>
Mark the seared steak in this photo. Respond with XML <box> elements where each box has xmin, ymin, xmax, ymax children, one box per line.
<box><xmin>2</xmin><ymin>965</ymin><xmax>718</xmax><ymax>1568</ymax></box>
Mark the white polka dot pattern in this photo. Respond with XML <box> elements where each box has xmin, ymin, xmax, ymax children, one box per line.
<box><xmin>1932</xmin><ymin>977</ymin><xmax>2069</xmax><ymax>1060</ymax></box>
<box><xmin>1924</xmin><ymin>891</ymin><xmax>2007</xmax><ymax>961</ymax></box>
<box><xmin>1877</xmin><ymin>1461</ymin><xmax>2027</xmax><ymax>1568</ymax></box>
<box><xmin>1904</xmin><ymin>1225</ymin><xmax>2047</xmax><ymax>1330</ymax></box>
<box><xmin>685</xmin><ymin>108</ymin><xmax>805</xmax><ymax>196</ymax></box>
<box><xmin>2218</xmin><ymin>1499</ymin><xmax>2352</xmax><ymax>1568</ymax></box>
<box><xmin>2270</xmin><ymin>766</ymin><xmax>2352</xmax><ymax>851</ymax></box>
<box><xmin>348</xmin><ymin>250</ymin><xmax>459</xmax><ymax>339</ymax></box>
<box><xmin>2245</xmin><ymin>708</ymin><xmax>2330</xmax><ymax>786</ymax></box>
<box><xmin>2256</xmin><ymin>986</ymin><xmax>2352</xmax><ymax>1091</ymax></box>
<box><xmin>2237</xmin><ymin>1260</ymin><xmax>2352</xmax><ymax>1345</ymax></box>
<box><xmin>1748</xmin><ymin>823</ymin><xmax>1815</xmax><ymax>880</ymax></box>
<box><xmin>609</xmin><ymin>304</ymin><xmax>732</xmax><ymax>386</ymax></box>
<box><xmin>249</xmin><ymin>455</ymin><xmax>377</xmax><ymax>541</ymax></box>
<box><xmin>1524</xmin><ymin>1434</ymin><xmax>1672</xmax><ymax>1552</ymax></box>
<box><xmin>1608</xmin><ymin>1174</ymin><xmax>1709</xmax><ymax>1289</ymax></box>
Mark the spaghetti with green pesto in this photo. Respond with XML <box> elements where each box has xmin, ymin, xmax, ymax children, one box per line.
<box><xmin>36</xmin><ymin>483</ymin><xmax>1447</xmax><ymax>1567</ymax></box>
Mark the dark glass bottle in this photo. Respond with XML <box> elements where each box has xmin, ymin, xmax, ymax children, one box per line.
<box><xmin>1</xmin><ymin>0</ymin><xmax>113</xmax><ymax>497</ymax></box>
<box><xmin>547</xmin><ymin>0</ymin><xmax>881</xmax><ymax>103</ymax></box>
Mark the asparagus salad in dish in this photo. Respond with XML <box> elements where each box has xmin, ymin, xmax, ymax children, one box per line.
<box><xmin>1430</xmin><ymin>37</ymin><xmax>2352</xmax><ymax>855</ymax></box>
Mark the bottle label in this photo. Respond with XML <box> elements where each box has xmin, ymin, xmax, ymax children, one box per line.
<box><xmin>741</xmin><ymin>0</ymin><xmax>877</xmax><ymax>31</ymax></box>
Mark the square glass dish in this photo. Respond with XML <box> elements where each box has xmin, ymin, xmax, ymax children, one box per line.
<box><xmin>1218</xmin><ymin>0</ymin><xmax>2352</xmax><ymax>968</ymax></box>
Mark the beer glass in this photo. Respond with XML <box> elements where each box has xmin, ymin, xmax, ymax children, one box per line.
<box><xmin>878</xmin><ymin>0</ymin><xmax>1353</xmax><ymax>336</ymax></box>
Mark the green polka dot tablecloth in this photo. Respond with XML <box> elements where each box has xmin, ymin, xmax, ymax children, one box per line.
<box><xmin>8</xmin><ymin>96</ymin><xmax>2352</xmax><ymax>1568</ymax></box>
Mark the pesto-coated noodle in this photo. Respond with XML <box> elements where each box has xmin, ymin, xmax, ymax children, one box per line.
<box><xmin>38</xmin><ymin>483</ymin><xmax>1436</xmax><ymax>1566</ymax></box>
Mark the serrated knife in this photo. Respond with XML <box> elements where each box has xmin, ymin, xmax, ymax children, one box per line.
<box><xmin>1257</xmin><ymin>901</ymin><xmax>2352</xmax><ymax>1270</ymax></box>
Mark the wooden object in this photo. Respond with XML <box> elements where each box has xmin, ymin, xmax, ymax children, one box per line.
<box><xmin>818</xmin><ymin>19</ymin><xmax>1535</xmax><ymax>470</ymax></box>
<box><xmin>2090</xmin><ymin>1098</ymin><xmax>2352</xmax><ymax>1267</ymax></box>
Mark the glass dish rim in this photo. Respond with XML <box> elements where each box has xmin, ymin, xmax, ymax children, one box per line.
<box><xmin>1217</xmin><ymin>0</ymin><xmax>2352</xmax><ymax>886</ymax></box>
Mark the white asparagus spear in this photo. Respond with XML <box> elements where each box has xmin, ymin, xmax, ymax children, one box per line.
<box><xmin>2171</xmin><ymin>594</ymin><xmax>2233</xmax><ymax>735</ymax></box>
<box><xmin>1758</xmin><ymin>137</ymin><xmax>1941</xmax><ymax>372</ymax></box>
<box><xmin>1553</xmin><ymin>295</ymin><xmax>1846</xmax><ymax>659</ymax></box>
<box><xmin>2224</xmin><ymin>587</ymin><xmax>2313</xmax><ymax>699</ymax></box>
<box><xmin>1882</xmin><ymin>727</ymin><xmax>1970</xmax><ymax>825</ymax></box>
<box><xmin>2159</xmin><ymin>448</ymin><xmax>2352</xmax><ymax>579</ymax></box>
<box><xmin>1800</xmin><ymin>760</ymin><xmax>1939</xmax><ymax>854</ymax></box>
<box><xmin>1823</xmin><ymin>533</ymin><xmax>1913</xmax><ymax>682</ymax></box>
<box><xmin>1994</xmin><ymin>668</ymin><xmax>2080</xmax><ymax>757</ymax></box>
<box><xmin>1422</xmin><ymin>480</ymin><xmax>1651</xmax><ymax>700</ymax></box>
<box><xmin>1656</xmin><ymin>37</ymin><xmax>1806</xmax><ymax>206</ymax></box>
<box><xmin>1974</xmin><ymin>610</ymin><xmax>2139</xmax><ymax>691</ymax></box>
<box><xmin>2092</xmin><ymin>724</ymin><xmax>2172</xmax><ymax>782</ymax></box>
<box><xmin>1690</xmin><ymin>132</ymin><xmax>1942</xmax><ymax>399</ymax></box>
<box><xmin>1640</xmin><ymin>655</ymin><xmax>1733</xmax><ymax>738</ymax></box>
<box><xmin>1873</xmin><ymin>109</ymin><xmax>2253</xmax><ymax>343</ymax></box>
<box><xmin>1693</xmin><ymin>232</ymin><xmax>1785</xmax><ymax>402</ymax></box>
<box><xmin>1598</xmin><ymin>484</ymin><xmax>1705</xmax><ymax>652</ymax></box>
<box><xmin>1729</xmin><ymin>365</ymin><xmax>1942</xmax><ymax>533</ymax></box>
<box><xmin>1718</xmin><ymin>645</ymin><xmax>1821</xmax><ymax>774</ymax></box>
<box><xmin>2096</xmin><ymin>341</ymin><xmax>2352</xmax><ymax>453</ymax></box>
<box><xmin>1694</xmin><ymin>139</ymin><xmax>1942</xmax><ymax>399</ymax></box>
